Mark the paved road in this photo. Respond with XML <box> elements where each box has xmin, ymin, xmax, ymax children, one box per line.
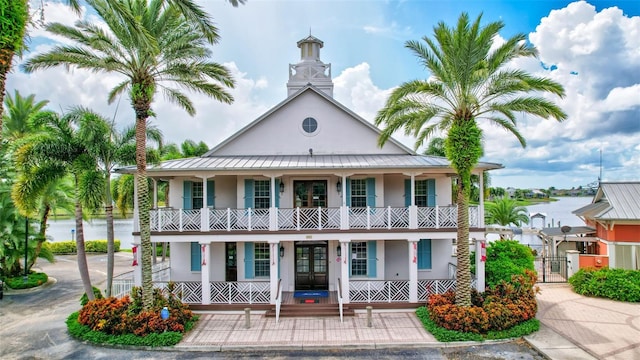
<box><xmin>0</xmin><ymin>254</ymin><xmax>545</xmax><ymax>360</ymax></box>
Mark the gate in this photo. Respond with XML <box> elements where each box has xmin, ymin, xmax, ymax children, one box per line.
<box><xmin>535</xmin><ymin>256</ymin><xmax>568</xmax><ymax>283</ymax></box>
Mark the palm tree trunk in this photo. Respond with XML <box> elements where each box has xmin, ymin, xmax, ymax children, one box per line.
<box><xmin>74</xmin><ymin>189</ymin><xmax>94</xmax><ymax>302</ymax></box>
<box><xmin>455</xmin><ymin>175</ymin><xmax>472</xmax><ymax>307</ymax></box>
<box><xmin>134</xmin><ymin>95</ymin><xmax>152</xmax><ymax>310</ymax></box>
<box><xmin>0</xmin><ymin>47</ymin><xmax>15</xmax><ymax>145</ymax></box>
<box><xmin>28</xmin><ymin>204</ymin><xmax>51</xmax><ymax>269</ymax></box>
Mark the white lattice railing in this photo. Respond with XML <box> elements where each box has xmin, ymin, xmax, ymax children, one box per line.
<box><xmin>149</xmin><ymin>205</ymin><xmax>479</xmax><ymax>232</ymax></box>
<box><xmin>111</xmin><ymin>261</ymin><xmax>171</xmax><ymax>298</ymax></box>
<box><xmin>209</xmin><ymin>281</ymin><xmax>270</xmax><ymax>304</ymax></box>
<box><xmin>349</xmin><ymin>280</ymin><xmax>410</xmax><ymax>303</ymax></box>
<box><xmin>155</xmin><ymin>281</ymin><xmax>202</xmax><ymax>304</ymax></box>
<box><xmin>417</xmin><ymin>278</ymin><xmax>478</xmax><ymax>302</ymax></box>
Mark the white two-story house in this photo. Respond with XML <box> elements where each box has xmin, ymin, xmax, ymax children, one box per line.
<box><xmin>117</xmin><ymin>35</ymin><xmax>499</xmax><ymax>311</ymax></box>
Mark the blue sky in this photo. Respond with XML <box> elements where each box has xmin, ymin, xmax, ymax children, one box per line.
<box><xmin>8</xmin><ymin>0</ymin><xmax>640</xmax><ymax>190</ymax></box>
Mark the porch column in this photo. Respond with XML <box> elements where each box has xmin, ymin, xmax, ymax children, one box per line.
<box><xmin>475</xmin><ymin>239</ymin><xmax>486</xmax><ymax>292</ymax></box>
<box><xmin>200</xmin><ymin>176</ymin><xmax>209</xmax><ymax>232</ymax></box>
<box><xmin>152</xmin><ymin>178</ymin><xmax>158</xmax><ymax>208</ymax></box>
<box><xmin>340</xmin><ymin>175</ymin><xmax>349</xmax><ymax>230</ymax></box>
<box><xmin>478</xmin><ymin>172</ymin><xmax>485</xmax><ymax>227</ymax></box>
<box><xmin>133</xmin><ymin>176</ymin><xmax>139</xmax><ymax>232</ymax></box>
<box><xmin>408</xmin><ymin>238</ymin><xmax>419</xmax><ymax>303</ymax></box>
<box><xmin>608</xmin><ymin>242</ymin><xmax>616</xmax><ymax>268</ymax></box>
<box><xmin>201</xmin><ymin>243</ymin><xmax>211</xmax><ymax>304</ymax></box>
<box><xmin>269</xmin><ymin>176</ymin><xmax>277</xmax><ymax>231</ymax></box>
<box><xmin>269</xmin><ymin>241</ymin><xmax>280</xmax><ymax>303</ymax></box>
<box><xmin>408</xmin><ymin>174</ymin><xmax>418</xmax><ymax>229</ymax></box>
<box><xmin>339</xmin><ymin>239</ymin><xmax>350</xmax><ymax>303</ymax></box>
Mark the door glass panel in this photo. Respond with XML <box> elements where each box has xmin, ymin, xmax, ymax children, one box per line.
<box><xmin>313</xmin><ymin>246</ymin><xmax>326</xmax><ymax>273</ymax></box>
<box><xmin>296</xmin><ymin>247</ymin><xmax>310</xmax><ymax>273</ymax></box>
<box><xmin>312</xmin><ymin>182</ymin><xmax>326</xmax><ymax>207</ymax></box>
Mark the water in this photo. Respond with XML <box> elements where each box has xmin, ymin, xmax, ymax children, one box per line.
<box><xmin>45</xmin><ymin>197</ymin><xmax>592</xmax><ymax>251</ymax></box>
<box><xmin>46</xmin><ymin>218</ymin><xmax>135</xmax><ymax>250</ymax></box>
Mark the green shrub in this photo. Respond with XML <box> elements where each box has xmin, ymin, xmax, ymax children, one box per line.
<box><xmin>5</xmin><ymin>272</ymin><xmax>48</xmax><ymax>289</ymax></box>
<box><xmin>569</xmin><ymin>267</ymin><xmax>640</xmax><ymax>302</ymax></box>
<box><xmin>486</xmin><ymin>240</ymin><xmax>535</xmax><ymax>287</ymax></box>
<box><xmin>426</xmin><ymin>270</ymin><xmax>538</xmax><ymax>335</ymax></box>
<box><xmin>75</xmin><ymin>282</ymin><xmax>195</xmax><ymax>339</ymax></box>
<box><xmin>49</xmin><ymin>240</ymin><xmax>121</xmax><ymax>254</ymax></box>
<box><xmin>66</xmin><ymin>312</ymin><xmax>191</xmax><ymax>347</ymax></box>
<box><xmin>80</xmin><ymin>286</ymin><xmax>104</xmax><ymax>306</ymax></box>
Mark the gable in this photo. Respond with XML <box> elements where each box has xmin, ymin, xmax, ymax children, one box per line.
<box><xmin>208</xmin><ymin>88</ymin><xmax>410</xmax><ymax>156</ymax></box>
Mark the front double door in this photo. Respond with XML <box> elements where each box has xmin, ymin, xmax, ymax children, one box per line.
<box><xmin>295</xmin><ymin>242</ymin><xmax>328</xmax><ymax>290</ymax></box>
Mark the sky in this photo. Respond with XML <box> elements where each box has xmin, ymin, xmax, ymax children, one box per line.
<box><xmin>7</xmin><ymin>0</ymin><xmax>640</xmax><ymax>190</ymax></box>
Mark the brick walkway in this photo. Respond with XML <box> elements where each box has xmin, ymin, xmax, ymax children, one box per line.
<box><xmin>178</xmin><ymin>311</ymin><xmax>436</xmax><ymax>350</ymax></box>
<box><xmin>536</xmin><ymin>283</ymin><xmax>640</xmax><ymax>360</ymax></box>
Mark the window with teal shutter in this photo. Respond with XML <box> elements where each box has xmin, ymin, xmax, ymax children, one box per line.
<box><xmin>190</xmin><ymin>242</ymin><xmax>201</xmax><ymax>271</ymax></box>
<box><xmin>418</xmin><ymin>239</ymin><xmax>432</xmax><ymax>269</ymax></box>
<box><xmin>183</xmin><ymin>181</ymin><xmax>192</xmax><ymax>209</ymax></box>
<box><xmin>275</xmin><ymin>179</ymin><xmax>280</xmax><ymax>207</ymax></box>
<box><xmin>367</xmin><ymin>240</ymin><xmax>377</xmax><ymax>278</ymax></box>
<box><xmin>244</xmin><ymin>180</ymin><xmax>254</xmax><ymax>208</ymax></box>
<box><xmin>427</xmin><ymin>179</ymin><xmax>436</xmax><ymax>207</ymax></box>
<box><xmin>207</xmin><ymin>180</ymin><xmax>215</xmax><ymax>207</ymax></box>
<box><xmin>404</xmin><ymin>179</ymin><xmax>411</xmax><ymax>206</ymax></box>
<box><xmin>366</xmin><ymin>178</ymin><xmax>376</xmax><ymax>207</ymax></box>
<box><xmin>244</xmin><ymin>242</ymin><xmax>254</xmax><ymax>279</ymax></box>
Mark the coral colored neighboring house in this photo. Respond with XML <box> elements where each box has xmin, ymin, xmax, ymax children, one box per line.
<box><xmin>573</xmin><ymin>182</ymin><xmax>640</xmax><ymax>270</ymax></box>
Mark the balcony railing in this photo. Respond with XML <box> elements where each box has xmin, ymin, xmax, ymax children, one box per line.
<box><xmin>148</xmin><ymin>205</ymin><xmax>479</xmax><ymax>232</ymax></box>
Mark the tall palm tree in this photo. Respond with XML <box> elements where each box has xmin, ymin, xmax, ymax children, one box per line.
<box><xmin>2</xmin><ymin>90</ymin><xmax>49</xmax><ymax>139</ymax></box>
<box><xmin>12</xmin><ymin>110</ymin><xmax>103</xmax><ymax>301</ymax></box>
<box><xmin>375</xmin><ymin>13</ymin><xmax>566</xmax><ymax>306</ymax></box>
<box><xmin>23</xmin><ymin>0</ymin><xmax>235</xmax><ymax>309</ymax></box>
<box><xmin>485</xmin><ymin>197</ymin><xmax>530</xmax><ymax>235</ymax></box>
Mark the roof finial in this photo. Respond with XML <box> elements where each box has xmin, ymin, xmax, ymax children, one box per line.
<box><xmin>309</xmin><ymin>27</ymin><xmax>312</xmax><ymax>36</ymax></box>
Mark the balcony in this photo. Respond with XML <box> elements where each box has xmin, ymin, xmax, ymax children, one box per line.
<box><xmin>148</xmin><ymin>205</ymin><xmax>480</xmax><ymax>232</ymax></box>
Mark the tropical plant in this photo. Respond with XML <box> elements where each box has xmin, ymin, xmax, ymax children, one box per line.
<box><xmin>0</xmin><ymin>0</ymin><xmax>29</xmax><ymax>144</ymax></box>
<box><xmin>23</xmin><ymin>0</ymin><xmax>235</xmax><ymax>309</ymax></box>
<box><xmin>2</xmin><ymin>90</ymin><xmax>49</xmax><ymax>139</ymax></box>
<box><xmin>374</xmin><ymin>13</ymin><xmax>566</xmax><ymax>306</ymax></box>
<box><xmin>12</xmin><ymin>110</ymin><xmax>103</xmax><ymax>300</ymax></box>
<box><xmin>485</xmin><ymin>197</ymin><xmax>530</xmax><ymax>229</ymax></box>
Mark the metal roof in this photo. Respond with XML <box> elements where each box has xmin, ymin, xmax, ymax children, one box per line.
<box><xmin>539</xmin><ymin>226</ymin><xmax>596</xmax><ymax>237</ymax></box>
<box><xmin>572</xmin><ymin>182</ymin><xmax>640</xmax><ymax>221</ymax></box>
<box><xmin>114</xmin><ymin>154</ymin><xmax>503</xmax><ymax>174</ymax></box>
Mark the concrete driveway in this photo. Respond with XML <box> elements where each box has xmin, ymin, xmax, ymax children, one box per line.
<box><xmin>535</xmin><ymin>283</ymin><xmax>640</xmax><ymax>360</ymax></box>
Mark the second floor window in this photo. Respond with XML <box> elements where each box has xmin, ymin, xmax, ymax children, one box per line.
<box><xmin>415</xmin><ymin>180</ymin><xmax>428</xmax><ymax>207</ymax></box>
<box><xmin>350</xmin><ymin>179</ymin><xmax>367</xmax><ymax>207</ymax></box>
<box><xmin>254</xmin><ymin>180</ymin><xmax>271</xmax><ymax>209</ymax></box>
<box><xmin>192</xmin><ymin>182</ymin><xmax>203</xmax><ymax>209</ymax></box>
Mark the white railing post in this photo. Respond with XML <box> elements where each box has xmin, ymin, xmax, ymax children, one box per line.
<box><xmin>409</xmin><ymin>205</ymin><xmax>417</xmax><ymax>229</ymax></box>
<box><xmin>387</xmin><ymin>206</ymin><xmax>392</xmax><ymax>230</ymax></box>
<box><xmin>157</xmin><ymin>210</ymin><xmax>162</xmax><ymax>231</ymax></box>
<box><xmin>435</xmin><ymin>205</ymin><xmax>440</xmax><ymax>229</ymax></box>
<box><xmin>226</xmin><ymin>208</ymin><xmax>231</xmax><ymax>231</ymax></box>
<box><xmin>366</xmin><ymin>206</ymin><xmax>371</xmax><ymax>229</ymax></box>
<box><xmin>228</xmin><ymin>283</ymin><xmax>232</xmax><ymax>304</ymax></box>
<box><xmin>179</xmin><ymin>209</ymin><xmax>183</xmax><ymax>232</ymax></box>
<box><xmin>201</xmin><ymin>243</ymin><xmax>210</xmax><ymax>304</ymax></box>
<box><xmin>269</xmin><ymin>207</ymin><xmax>277</xmax><ymax>231</ymax></box>
<box><xmin>296</xmin><ymin>207</ymin><xmax>301</xmax><ymax>231</ymax></box>
<box><xmin>201</xmin><ymin>208</ymin><xmax>208</xmax><ymax>232</ymax></box>
<box><xmin>318</xmin><ymin>207</ymin><xmax>322</xmax><ymax>230</ymax></box>
<box><xmin>248</xmin><ymin>208</ymin><xmax>252</xmax><ymax>231</ymax></box>
<box><xmin>341</xmin><ymin>206</ymin><xmax>349</xmax><ymax>230</ymax></box>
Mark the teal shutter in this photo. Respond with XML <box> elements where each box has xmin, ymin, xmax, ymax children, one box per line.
<box><xmin>367</xmin><ymin>241</ymin><xmax>377</xmax><ymax>278</ymax></box>
<box><xmin>366</xmin><ymin>178</ymin><xmax>376</xmax><ymax>207</ymax></box>
<box><xmin>404</xmin><ymin>179</ymin><xmax>411</xmax><ymax>206</ymax></box>
<box><xmin>190</xmin><ymin>242</ymin><xmax>201</xmax><ymax>271</ymax></box>
<box><xmin>427</xmin><ymin>179</ymin><xmax>436</xmax><ymax>207</ymax></box>
<box><xmin>346</xmin><ymin>179</ymin><xmax>351</xmax><ymax>207</ymax></box>
<box><xmin>275</xmin><ymin>179</ymin><xmax>280</xmax><ymax>208</ymax></box>
<box><xmin>244</xmin><ymin>242</ymin><xmax>254</xmax><ymax>279</ymax></box>
<box><xmin>244</xmin><ymin>179</ymin><xmax>254</xmax><ymax>208</ymax></box>
<box><xmin>183</xmin><ymin>181</ymin><xmax>192</xmax><ymax>209</ymax></box>
<box><xmin>418</xmin><ymin>239</ymin><xmax>432</xmax><ymax>270</ymax></box>
<box><xmin>207</xmin><ymin>180</ymin><xmax>215</xmax><ymax>207</ymax></box>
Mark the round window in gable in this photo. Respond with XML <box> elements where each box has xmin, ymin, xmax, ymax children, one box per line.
<box><xmin>302</xmin><ymin>117</ymin><xmax>318</xmax><ymax>134</ymax></box>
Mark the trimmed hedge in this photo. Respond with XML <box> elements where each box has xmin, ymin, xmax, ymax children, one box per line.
<box><xmin>5</xmin><ymin>272</ymin><xmax>49</xmax><ymax>289</ymax></box>
<box><xmin>49</xmin><ymin>240</ymin><xmax>120</xmax><ymax>254</ymax></box>
<box><xmin>486</xmin><ymin>240</ymin><xmax>536</xmax><ymax>288</ymax></box>
<box><xmin>569</xmin><ymin>267</ymin><xmax>640</xmax><ymax>302</ymax></box>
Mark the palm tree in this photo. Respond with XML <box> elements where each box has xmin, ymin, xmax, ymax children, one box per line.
<box><xmin>2</xmin><ymin>90</ymin><xmax>49</xmax><ymax>139</ymax></box>
<box><xmin>485</xmin><ymin>197</ymin><xmax>530</xmax><ymax>237</ymax></box>
<box><xmin>69</xmin><ymin>107</ymin><xmax>163</xmax><ymax>296</ymax></box>
<box><xmin>375</xmin><ymin>13</ymin><xmax>566</xmax><ymax>306</ymax></box>
<box><xmin>23</xmin><ymin>0</ymin><xmax>235</xmax><ymax>308</ymax></box>
<box><xmin>12</xmin><ymin>110</ymin><xmax>102</xmax><ymax>301</ymax></box>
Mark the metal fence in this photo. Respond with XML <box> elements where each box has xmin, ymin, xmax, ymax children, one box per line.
<box><xmin>535</xmin><ymin>256</ymin><xmax>568</xmax><ymax>283</ymax></box>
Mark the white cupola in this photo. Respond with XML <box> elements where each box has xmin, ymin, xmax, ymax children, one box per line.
<box><xmin>287</xmin><ymin>34</ymin><xmax>334</xmax><ymax>97</ymax></box>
